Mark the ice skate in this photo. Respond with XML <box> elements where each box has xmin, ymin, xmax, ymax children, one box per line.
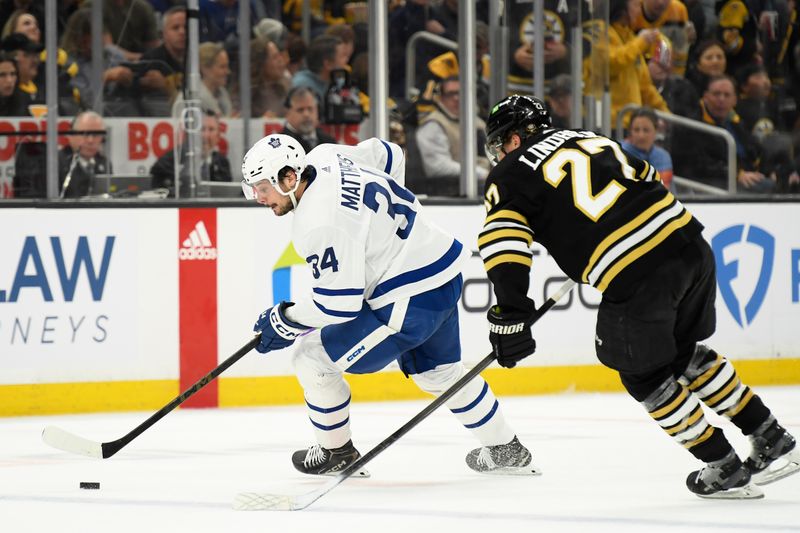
<box><xmin>686</xmin><ymin>450</ymin><xmax>763</xmax><ymax>499</ymax></box>
<box><xmin>291</xmin><ymin>440</ymin><xmax>370</xmax><ymax>478</ymax></box>
<box><xmin>744</xmin><ymin>419</ymin><xmax>800</xmax><ymax>486</ymax></box>
<box><xmin>465</xmin><ymin>435</ymin><xmax>541</xmax><ymax>476</ymax></box>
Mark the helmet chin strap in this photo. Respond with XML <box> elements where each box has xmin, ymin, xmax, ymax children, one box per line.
<box><xmin>288</xmin><ymin>191</ymin><xmax>298</xmax><ymax>208</ymax></box>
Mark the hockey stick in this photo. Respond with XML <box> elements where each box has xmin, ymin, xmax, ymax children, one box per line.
<box><xmin>42</xmin><ymin>335</ymin><xmax>261</xmax><ymax>459</ymax></box>
<box><xmin>234</xmin><ymin>279</ymin><xmax>577</xmax><ymax>511</ymax></box>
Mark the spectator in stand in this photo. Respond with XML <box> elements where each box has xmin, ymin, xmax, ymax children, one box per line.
<box><xmin>325</xmin><ymin>23</ymin><xmax>356</xmax><ymax>66</ymax></box>
<box><xmin>286</xmin><ymin>32</ymin><xmax>306</xmax><ymax>76</ymax></box>
<box><xmin>773</xmin><ymin>0</ymin><xmax>799</xmax><ymax>127</ymax></box>
<box><xmin>715</xmin><ymin>0</ymin><xmax>761</xmax><ymax>77</ymax></box>
<box><xmin>683</xmin><ymin>0</ymin><xmax>707</xmax><ymax>61</ymax></box>
<box><xmin>253</xmin><ymin>17</ymin><xmax>289</xmax><ymax>51</ymax></box>
<box><xmin>100</xmin><ymin>0</ymin><xmax>160</xmax><ymax>60</ymax></box>
<box><xmin>0</xmin><ymin>9</ymin><xmax>38</xmax><ymax>40</ymax></box>
<box><xmin>545</xmin><ymin>73</ymin><xmax>573</xmax><ymax>129</ymax></box>
<box><xmin>173</xmin><ymin>41</ymin><xmax>234</xmax><ymax>117</ymax></box>
<box><xmin>60</xmin><ymin>7</ymin><xmax>137</xmax><ymax>116</ymax></box>
<box><xmin>0</xmin><ymin>50</ymin><xmax>27</xmax><ymax>115</ymax></box>
<box><xmin>281</xmin><ymin>0</ymin><xmax>341</xmax><ymax>35</ymax></box>
<box><xmin>238</xmin><ymin>37</ymin><xmax>291</xmax><ymax>118</ymax></box>
<box><xmin>585</xmin><ymin>0</ymin><xmax>670</xmax><ymax>127</ymax></box>
<box><xmin>0</xmin><ymin>32</ymin><xmax>43</xmax><ymax>113</ymax></box>
<box><xmin>150</xmin><ymin>110</ymin><xmax>232</xmax><ymax>197</ymax></box>
<box><xmin>199</xmin><ymin>42</ymin><xmax>234</xmax><ymax>117</ymax></box>
<box><xmin>281</xmin><ymin>85</ymin><xmax>336</xmax><ymax>153</ymax></box>
<box><xmin>137</xmin><ymin>5</ymin><xmax>186</xmax><ymax>116</ymax></box>
<box><xmin>631</xmin><ymin>0</ymin><xmax>696</xmax><ymax>76</ymax></box>
<box><xmin>58</xmin><ymin>111</ymin><xmax>112</xmax><ymax>198</ymax></box>
<box><xmin>291</xmin><ymin>35</ymin><xmax>350</xmax><ymax>110</ymax></box>
<box><xmin>507</xmin><ymin>0</ymin><xmax>573</xmax><ymax>95</ymax></box>
<box><xmin>621</xmin><ymin>107</ymin><xmax>674</xmax><ymax>189</ymax></box>
<box><xmin>736</xmin><ymin>63</ymin><xmax>785</xmax><ymax>138</ymax></box>
<box><xmin>736</xmin><ymin>63</ymin><xmax>799</xmax><ymax>193</ymax></box>
<box><xmin>673</xmin><ymin>74</ymin><xmax>774</xmax><ymax>193</ymax></box>
<box><xmin>415</xmin><ymin>76</ymin><xmax>490</xmax><ymax>194</ymax></box>
<box><xmin>2</xmin><ymin>9</ymin><xmax>81</xmax><ymax>114</ymax></box>
<box><xmin>199</xmin><ymin>0</ymin><xmax>266</xmax><ymax>46</ymax></box>
<box><xmin>0</xmin><ymin>0</ymin><xmax>45</xmax><ymax>38</ymax></box>
<box><xmin>647</xmin><ymin>34</ymin><xmax>700</xmax><ymax>120</ymax></box>
<box><xmin>418</xmin><ymin>20</ymin><xmax>491</xmax><ymax>118</ymax></box>
<box><xmin>685</xmin><ymin>39</ymin><xmax>727</xmax><ymax>97</ymax></box>
<box><xmin>387</xmin><ymin>0</ymin><xmax>445</xmax><ymax>98</ymax></box>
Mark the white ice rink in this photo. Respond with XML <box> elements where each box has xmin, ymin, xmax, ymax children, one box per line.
<box><xmin>2</xmin><ymin>388</ymin><xmax>799</xmax><ymax>533</ymax></box>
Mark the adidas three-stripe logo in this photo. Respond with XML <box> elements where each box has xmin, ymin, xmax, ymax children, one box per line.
<box><xmin>179</xmin><ymin>221</ymin><xmax>217</xmax><ymax>260</ymax></box>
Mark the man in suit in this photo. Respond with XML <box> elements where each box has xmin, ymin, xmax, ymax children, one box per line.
<box><xmin>281</xmin><ymin>86</ymin><xmax>336</xmax><ymax>152</ymax></box>
<box><xmin>150</xmin><ymin>109</ymin><xmax>232</xmax><ymax>197</ymax></box>
<box><xmin>59</xmin><ymin>111</ymin><xmax>112</xmax><ymax>198</ymax></box>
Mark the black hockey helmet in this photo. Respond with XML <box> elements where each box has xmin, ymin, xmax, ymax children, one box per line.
<box><xmin>485</xmin><ymin>95</ymin><xmax>552</xmax><ymax>163</ymax></box>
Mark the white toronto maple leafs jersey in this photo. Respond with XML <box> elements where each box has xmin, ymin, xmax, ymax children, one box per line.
<box><xmin>284</xmin><ymin>138</ymin><xmax>469</xmax><ymax>328</ymax></box>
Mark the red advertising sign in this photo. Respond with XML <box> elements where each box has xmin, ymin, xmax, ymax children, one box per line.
<box><xmin>178</xmin><ymin>208</ymin><xmax>218</xmax><ymax>407</ymax></box>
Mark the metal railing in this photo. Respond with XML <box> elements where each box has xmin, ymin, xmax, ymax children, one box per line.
<box><xmin>405</xmin><ymin>31</ymin><xmax>458</xmax><ymax>101</ymax></box>
<box><xmin>616</xmin><ymin>104</ymin><xmax>736</xmax><ymax>194</ymax></box>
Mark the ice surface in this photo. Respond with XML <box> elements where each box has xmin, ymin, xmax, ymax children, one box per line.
<box><xmin>2</xmin><ymin>388</ymin><xmax>798</xmax><ymax>532</ymax></box>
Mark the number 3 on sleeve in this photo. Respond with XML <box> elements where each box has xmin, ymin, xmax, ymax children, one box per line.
<box><xmin>306</xmin><ymin>246</ymin><xmax>339</xmax><ymax>279</ymax></box>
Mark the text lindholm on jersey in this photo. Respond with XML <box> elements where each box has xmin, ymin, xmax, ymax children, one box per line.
<box><xmin>519</xmin><ymin>129</ymin><xmax>596</xmax><ymax>171</ymax></box>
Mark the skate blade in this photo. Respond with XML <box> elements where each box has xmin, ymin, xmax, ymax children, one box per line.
<box><xmin>752</xmin><ymin>448</ymin><xmax>800</xmax><ymax>486</ymax></box>
<box><xmin>696</xmin><ymin>482</ymin><xmax>764</xmax><ymax>500</ymax></box>
<box><xmin>324</xmin><ymin>468</ymin><xmax>370</xmax><ymax>478</ymax></box>
<box><xmin>476</xmin><ymin>464</ymin><xmax>542</xmax><ymax>476</ymax></box>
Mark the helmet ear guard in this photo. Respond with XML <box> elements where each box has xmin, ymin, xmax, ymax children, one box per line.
<box><xmin>241</xmin><ymin>134</ymin><xmax>306</xmax><ymax>200</ymax></box>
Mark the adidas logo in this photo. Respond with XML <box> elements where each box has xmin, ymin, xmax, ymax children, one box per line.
<box><xmin>179</xmin><ymin>221</ymin><xmax>217</xmax><ymax>260</ymax></box>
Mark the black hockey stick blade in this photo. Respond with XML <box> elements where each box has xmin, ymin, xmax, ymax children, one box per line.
<box><xmin>234</xmin><ymin>279</ymin><xmax>577</xmax><ymax>511</ymax></box>
<box><xmin>42</xmin><ymin>335</ymin><xmax>260</xmax><ymax>459</ymax></box>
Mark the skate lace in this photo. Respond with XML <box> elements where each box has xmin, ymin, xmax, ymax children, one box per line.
<box><xmin>476</xmin><ymin>447</ymin><xmax>497</xmax><ymax>469</ymax></box>
<box><xmin>302</xmin><ymin>445</ymin><xmax>328</xmax><ymax>468</ymax></box>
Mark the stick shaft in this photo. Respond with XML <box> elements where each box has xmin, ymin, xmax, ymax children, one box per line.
<box><xmin>302</xmin><ymin>279</ymin><xmax>577</xmax><ymax>507</ymax></box>
<box><xmin>101</xmin><ymin>336</ymin><xmax>260</xmax><ymax>457</ymax></box>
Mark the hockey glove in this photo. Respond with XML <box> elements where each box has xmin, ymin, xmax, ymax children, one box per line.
<box><xmin>253</xmin><ymin>302</ymin><xmax>310</xmax><ymax>354</ymax></box>
<box><xmin>487</xmin><ymin>306</ymin><xmax>536</xmax><ymax>368</ymax></box>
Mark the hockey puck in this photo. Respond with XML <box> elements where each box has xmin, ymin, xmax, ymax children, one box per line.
<box><xmin>79</xmin><ymin>482</ymin><xmax>100</xmax><ymax>490</ymax></box>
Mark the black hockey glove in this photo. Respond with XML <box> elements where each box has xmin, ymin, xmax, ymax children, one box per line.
<box><xmin>487</xmin><ymin>306</ymin><xmax>536</xmax><ymax>368</ymax></box>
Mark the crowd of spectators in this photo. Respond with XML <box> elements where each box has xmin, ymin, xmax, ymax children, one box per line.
<box><xmin>0</xmin><ymin>0</ymin><xmax>799</xmax><ymax>198</ymax></box>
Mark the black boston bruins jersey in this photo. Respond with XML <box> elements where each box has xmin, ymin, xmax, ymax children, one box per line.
<box><xmin>479</xmin><ymin>128</ymin><xmax>703</xmax><ymax>312</ymax></box>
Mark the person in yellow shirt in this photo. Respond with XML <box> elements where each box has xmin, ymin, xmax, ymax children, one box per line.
<box><xmin>631</xmin><ymin>0</ymin><xmax>696</xmax><ymax>76</ymax></box>
<box><xmin>584</xmin><ymin>0</ymin><xmax>670</xmax><ymax>127</ymax></box>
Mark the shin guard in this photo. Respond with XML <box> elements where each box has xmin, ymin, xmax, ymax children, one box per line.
<box><xmin>680</xmin><ymin>345</ymin><xmax>770</xmax><ymax>434</ymax></box>
<box><xmin>642</xmin><ymin>377</ymin><xmax>730</xmax><ymax>461</ymax></box>
<box><xmin>412</xmin><ymin>362</ymin><xmax>515</xmax><ymax>446</ymax></box>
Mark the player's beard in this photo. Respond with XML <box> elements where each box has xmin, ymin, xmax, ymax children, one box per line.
<box><xmin>271</xmin><ymin>196</ymin><xmax>294</xmax><ymax>216</ymax></box>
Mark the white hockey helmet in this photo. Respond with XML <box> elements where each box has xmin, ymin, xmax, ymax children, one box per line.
<box><xmin>241</xmin><ymin>134</ymin><xmax>306</xmax><ymax>200</ymax></box>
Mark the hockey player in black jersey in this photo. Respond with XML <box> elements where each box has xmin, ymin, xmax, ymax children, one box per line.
<box><xmin>478</xmin><ymin>94</ymin><xmax>800</xmax><ymax>499</ymax></box>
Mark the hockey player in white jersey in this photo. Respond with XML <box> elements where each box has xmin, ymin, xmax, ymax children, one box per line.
<box><xmin>241</xmin><ymin>134</ymin><xmax>537</xmax><ymax>476</ymax></box>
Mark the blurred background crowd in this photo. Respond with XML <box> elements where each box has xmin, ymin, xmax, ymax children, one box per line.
<box><xmin>0</xmin><ymin>0</ymin><xmax>799</xmax><ymax>200</ymax></box>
